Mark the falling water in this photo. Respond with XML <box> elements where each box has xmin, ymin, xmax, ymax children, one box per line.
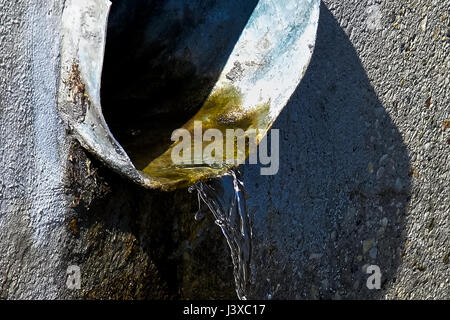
<box><xmin>188</xmin><ymin>168</ymin><xmax>252</xmax><ymax>300</ymax></box>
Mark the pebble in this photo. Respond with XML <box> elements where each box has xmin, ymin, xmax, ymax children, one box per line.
<box><xmin>395</xmin><ymin>177</ymin><xmax>404</xmax><ymax>192</ymax></box>
<box><xmin>363</xmin><ymin>239</ymin><xmax>375</xmax><ymax>254</ymax></box>
<box><xmin>368</xmin><ymin>162</ymin><xmax>374</xmax><ymax>174</ymax></box>
<box><xmin>330</xmin><ymin>231</ymin><xmax>337</xmax><ymax>241</ymax></box>
<box><xmin>362</xmin><ymin>264</ymin><xmax>370</xmax><ymax>272</ymax></box>
<box><xmin>420</xmin><ymin>16</ymin><xmax>428</xmax><ymax>32</ymax></box>
<box><xmin>369</xmin><ymin>247</ymin><xmax>378</xmax><ymax>259</ymax></box>
<box><xmin>309</xmin><ymin>253</ymin><xmax>323</xmax><ymax>260</ymax></box>
<box><xmin>379</xmin><ymin>154</ymin><xmax>389</xmax><ymax>165</ymax></box>
<box><xmin>376</xmin><ymin>167</ymin><xmax>385</xmax><ymax>179</ymax></box>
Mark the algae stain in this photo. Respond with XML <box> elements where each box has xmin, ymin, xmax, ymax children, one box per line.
<box><xmin>139</xmin><ymin>85</ymin><xmax>272</xmax><ymax>190</ymax></box>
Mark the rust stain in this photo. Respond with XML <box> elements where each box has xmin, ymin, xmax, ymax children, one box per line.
<box><xmin>425</xmin><ymin>97</ymin><xmax>431</xmax><ymax>109</ymax></box>
<box><xmin>71</xmin><ymin>196</ymin><xmax>81</xmax><ymax>208</ymax></box>
<box><xmin>442</xmin><ymin>119</ymin><xmax>450</xmax><ymax>131</ymax></box>
<box><xmin>408</xmin><ymin>167</ymin><xmax>419</xmax><ymax>178</ymax></box>
<box><xmin>66</xmin><ymin>63</ymin><xmax>88</xmax><ymax>105</ymax></box>
<box><xmin>69</xmin><ymin>218</ymin><xmax>78</xmax><ymax>235</ymax></box>
<box><xmin>63</xmin><ymin>62</ymin><xmax>92</xmax><ymax>123</ymax></box>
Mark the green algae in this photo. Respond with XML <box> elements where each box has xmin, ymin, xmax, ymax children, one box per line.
<box><xmin>138</xmin><ymin>85</ymin><xmax>272</xmax><ymax>190</ymax></box>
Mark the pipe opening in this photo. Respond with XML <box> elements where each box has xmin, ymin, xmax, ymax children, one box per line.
<box><xmin>101</xmin><ymin>0</ymin><xmax>258</xmax><ymax>172</ymax></box>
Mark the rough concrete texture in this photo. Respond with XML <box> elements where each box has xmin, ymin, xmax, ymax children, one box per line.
<box><xmin>0</xmin><ymin>0</ymin><xmax>234</xmax><ymax>300</ymax></box>
<box><xmin>0</xmin><ymin>0</ymin><xmax>449</xmax><ymax>300</ymax></box>
<box><xmin>244</xmin><ymin>0</ymin><xmax>449</xmax><ymax>299</ymax></box>
<box><xmin>0</xmin><ymin>0</ymin><xmax>69</xmax><ymax>298</ymax></box>
<box><xmin>62</xmin><ymin>141</ymin><xmax>235</xmax><ymax>299</ymax></box>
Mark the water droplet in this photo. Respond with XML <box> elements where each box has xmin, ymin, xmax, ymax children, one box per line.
<box><xmin>189</xmin><ymin>168</ymin><xmax>252</xmax><ymax>300</ymax></box>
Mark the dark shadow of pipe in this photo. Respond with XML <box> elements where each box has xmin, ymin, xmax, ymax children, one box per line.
<box><xmin>243</xmin><ymin>3</ymin><xmax>411</xmax><ymax>299</ymax></box>
<box><xmin>65</xmin><ymin>0</ymin><xmax>261</xmax><ymax>299</ymax></box>
<box><xmin>66</xmin><ymin>1</ymin><xmax>411</xmax><ymax>300</ymax></box>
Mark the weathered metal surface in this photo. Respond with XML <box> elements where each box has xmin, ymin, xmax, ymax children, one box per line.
<box><xmin>58</xmin><ymin>0</ymin><xmax>153</xmax><ymax>188</ymax></box>
<box><xmin>58</xmin><ymin>0</ymin><xmax>320</xmax><ymax>190</ymax></box>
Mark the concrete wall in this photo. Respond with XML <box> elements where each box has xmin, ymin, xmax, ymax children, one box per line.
<box><xmin>0</xmin><ymin>0</ymin><xmax>448</xmax><ymax>299</ymax></box>
<box><xmin>244</xmin><ymin>0</ymin><xmax>449</xmax><ymax>299</ymax></box>
<box><xmin>0</xmin><ymin>0</ymin><xmax>69</xmax><ymax>298</ymax></box>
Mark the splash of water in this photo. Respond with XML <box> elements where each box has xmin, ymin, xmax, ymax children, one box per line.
<box><xmin>189</xmin><ymin>169</ymin><xmax>252</xmax><ymax>300</ymax></box>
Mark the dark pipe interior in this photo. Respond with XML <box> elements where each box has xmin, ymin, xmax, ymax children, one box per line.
<box><xmin>101</xmin><ymin>0</ymin><xmax>258</xmax><ymax>170</ymax></box>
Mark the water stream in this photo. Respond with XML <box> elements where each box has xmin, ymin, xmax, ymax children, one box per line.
<box><xmin>189</xmin><ymin>168</ymin><xmax>252</xmax><ymax>300</ymax></box>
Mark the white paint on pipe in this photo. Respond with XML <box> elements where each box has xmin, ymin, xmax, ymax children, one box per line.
<box><xmin>216</xmin><ymin>0</ymin><xmax>320</xmax><ymax>121</ymax></box>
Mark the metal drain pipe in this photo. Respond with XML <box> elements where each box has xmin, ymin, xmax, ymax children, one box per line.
<box><xmin>58</xmin><ymin>0</ymin><xmax>320</xmax><ymax>190</ymax></box>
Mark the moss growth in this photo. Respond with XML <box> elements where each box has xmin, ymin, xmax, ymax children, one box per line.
<box><xmin>140</xmin><ymin>85</ymin><xmax>272</xmax><ymax>190</ymax></box>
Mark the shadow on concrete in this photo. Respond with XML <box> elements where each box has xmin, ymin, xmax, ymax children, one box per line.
<box><xmin>243</xmin><ymin>3</ymin><xmax>411</xmax><ymax>299</ymax></box>
<box><xmin>65</xmin><ymin>0</ymin><xmax>260</xmax><ymax>299</ymax></box>
<box><xmin>65</xmin><ymin>2</ymin><xmax>411</xmax><ymax>300</ymax></box>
